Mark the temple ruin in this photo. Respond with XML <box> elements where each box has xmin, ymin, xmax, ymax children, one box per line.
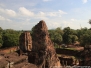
<box><xmin>19</xmin><ymin>31</ymin><xmax>32</xmax><ymax>52</ymax></box>
<box><xmin>0</xmin><ymin>20</ymin><xmax>91</xmax><ymax>68</ymax></box>
<box><xmin>28</xmin><ymin>20</ymin><xmax>61</xmax><ymax>68</ymax></box>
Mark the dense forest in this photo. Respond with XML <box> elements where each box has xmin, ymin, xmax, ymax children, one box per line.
<box><xmin>0</xmin><ymin>25</ymin><xmax>91</xmax><ymax>48</ymax></box>
<box><xmin>0</xmin><ymin>27</ymin><xmax>22</xmax><ymax>48</ymax></box>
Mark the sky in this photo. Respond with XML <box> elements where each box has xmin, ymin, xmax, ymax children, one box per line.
<box><xmin>0</xmin><ymin>0</ymin><xmax>91</xmax><ymax>30</ymax></box>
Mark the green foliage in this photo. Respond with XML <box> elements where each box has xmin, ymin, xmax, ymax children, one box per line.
<box><xmin>0</xmin><ymin>27</ymin><xmax>3</xmax><ymax>47</ymax></box>
<box><xmin>55</xmin><ymin>27</ymin><xmax>64</xmax><ymax>35</ymax></box>
<box><xmin>0</xmin><ymin>25</ymin><xmax>91</xmax><ymax>48</ymax></box>
<box><xmin>71</xmin><ymin>35</ymin><xmax>78</xmax><ymax>43</ymax></box>
<box><xmin>88</xmin><ymin>19</ymin><xmax>91</xmax><ymax>24</ymax></box>
<box><xmin>76</xmin><ymin>28</ymin><xmax>91</xmax><ymax>47</ymax></box>
<box><xmin>54</xmin><ymin>33</ymin><xmax>63</xmax><ymax>45</ymax></box>
<box><xmin>0</xmin><ymin>27</ymin><xmax>3</xmax><ymax>34</ymax></box>
<box><xmin>54</xmin><ymin>43</ymin><xmax>59</xmax><ymax>48</ymax></box>
<box><xmin>49</xmin><ymin>28</ymin><xmax>63</xmax><ymax>45</ymax></box>
<box><xmin>63</xmin><ymin>27</ymin><xmax>78</xmax><ymax>44</ymax></box>
<box><xmin>0</xmin><ymin>35</ymin><xmax>3</xmax><ymax>47</ymax></box>
<box><xmin>49</xmin><ymin>27</ymin><xmax>91</xmax><ymax>47</ymax></box>
<box><xmin>1</xmin><ymin>29</ymin><xmax>21</xmax><ymax>48</ymax></box>
<box><xmin>2</xmin><ymin>34</ymin><xmax>19</xmax><ymax>47</ymax></box>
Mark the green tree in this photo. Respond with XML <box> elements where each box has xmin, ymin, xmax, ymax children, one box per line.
<box><xmin>63</xmin><ymin>27</ymin><xmax>78</xmax><ymax>44</ymax></box>
<box><xmin>0</xmin><ymin>35</ymin><xmax>3</xmax><ymax>48</ymax></box>
<box><xmin>2</xmin><ymin>29</ymin><xmax>21</xmax><ymax>48</ymax></box>
<box><xmin>55</xmin><ymin>27</ymin><xmax>64</xmax><ymax>35</ymax></box>
<box><xmin>49</xmin><ymin>29</ymin><xmax>63</xmax><ymax>45</ymax></box>
<box><xmin>71</xmin><ymin>35</ymin><xmax>78</xmax><ymax>43</ymax></box>
<box><xmin>54</xmin><ymin>33</ymin><xmax>63</xmax><ymax>45</ymax></box>
<box><xmin>88</xmin><ymin>19</ymin><xmax>91</xmax><ymax>25</ymax></box>
<box><xmin>63</xmin><ymin>27</ymin><xmax>72</xmax><ymax>44</ymax></box>
<box><xmin>0</xmin><ymin>27</ymin><xmax>3</xmax><ymax>34</ymax></box>
<box><xmin>80</xmin><ymin>34</ymin><xmax>91</xmax><ymax>46</ymax></box>
<box><xmin>76</xmin><ymin>28</ymin><xmax>91</xmax><ymax>47</ymax></box>
<box><xmin>0</xmin><ymin>27</ymin><xmax>3</xmax><ymax>48</ymax></box>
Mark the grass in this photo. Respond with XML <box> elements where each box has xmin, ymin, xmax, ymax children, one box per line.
<box><xmin>65</xmin><ymin>48</ymin><xmax>77</xmax><ymax>51</ymax></box>
<box><xmin>55</xmin><ymin>45</ymin><xmax>80</xmax><ymax>51</ymax></box>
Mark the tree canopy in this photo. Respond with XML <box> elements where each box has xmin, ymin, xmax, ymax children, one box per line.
<box><xmin>0</xmin><ymin>26</ymin><xmax>91</xmax><ymax>48</ymax></box>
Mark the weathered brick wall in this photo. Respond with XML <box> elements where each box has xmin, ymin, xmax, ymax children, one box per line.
<box><xmin>0</xmin><ymin>46</ymin><xmax>18</xmax><ymax>53</ymax></box>
<box><xmin>19</xmin><ymin>31</ymin><xmax>32</xmax><ymax>52</ymax></box>
<box><xmin>56</xmin><ymin>48</ymin><xmax>82</xmax><ymax>57</ymax></box>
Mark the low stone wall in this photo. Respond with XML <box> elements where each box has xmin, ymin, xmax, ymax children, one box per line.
<box><xmin>56</xmin><ymin>48</ymin><xmax>91</xmax><ymax>66</ymax></box>
<box><xmin>0</xmin><ymin>46</ymin><xmax>18</xmax><ymax>53</ymax></box>
<box><xmin>56</xmin><ymin>48</ymin><xmax>82</xmax><ymax>57</ymax></box>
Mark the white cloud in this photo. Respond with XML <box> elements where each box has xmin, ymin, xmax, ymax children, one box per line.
<box><xmin>19</xmin><ymin>7</ymin><xmax>34</xmax><ymax>16</ymax></box>
<box><xmin>0</xmin><ymin>16</ymin><xmax>5</xmax><ymax>20</ymax></box>
<box><xmin>35</xmin><ymin>11</ymin><xmax>48</xmax><ymax>20</ymax></box>
<box><xmin>0</xmin><ymin>3</ymin><xmax>5</xmax><ymax>7</ymax></box>
<box><xmin>59</xmin><ymin>10</ymin><xmax>67</xmax><ymax>15</ymax></box>
<box><xmin>0</xmin><ymin>7</ymin><xmax>17</xmax><ymax>17</ymax></box>
<box><xmin>48</xmin><ymin>12</ymin><xmax>57</xmax><ymax>16</ymax></box>
<box><xmin>48</xmin><ymin>22</ymin><xmax>61</xmax><ymax>28</ymax></box>
<box><xmin>38</xmin><ymin>11</ymin><xmax>46</xmax><ymax>16</ymax></box>
<box><xmin>43</xmin><ymin>0</ymin><xmax>52</xmax><ymax>2</ymax></box>
<box><xmin>82</xmin><ymin>0</ymin><xmax>88</xmax><ymax>3</ymax></box>
<box><xmin>62</xmin><ymin>20</ymin><xmax>81</xmax><ymax>29</ymax></box>
<box><xmin>6</xmin><ymin>19</ymin><xmax>12</xmax><ymax>22</ymax></box>
<box><xmin>6</xmin><ymin>9</ymin><xmax>16</xmax><ymax>17</ymax></box>
<box><xmin>47</xmin><ymin>10</ymin><xmax>67</xmax><ymax>17</ymax></box>
<box><xmin>26</xmin><ymin>19</ymin><xmax>31</xmax><ymax>22</ymax></box>
<box><xmin>0</xmin><ymin>8</ymin><xmax>4</xmax><ymax>12</ymax></box>
<box><xmin>0</xmin><ymin>16</ymin><xmax>12</xmax><ymax>22</ymax></box>
<box><xmin>34</xmin><ymin>10</ymin><xmax>67</xmax><ymax>19</ymax></box>
<box><xmin>0</xmin><ymin>6</ymin><xmax>67</xmax><ymax>30</ymax></box>
<box><xmin>63</xmin><ymin>21</ymin><xmax>69</xmax><ymax>27</ymax></box>
<box><xmin>71</xmin><ymin>19</ymin><xmax>76</xmax><ymax>21</ymax></box>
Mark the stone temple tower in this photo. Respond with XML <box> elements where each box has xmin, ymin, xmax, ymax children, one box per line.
<box><xmin>19</xmin><ymin>31</ymin><xmax>32</xmax><ymax>52</ymax></box>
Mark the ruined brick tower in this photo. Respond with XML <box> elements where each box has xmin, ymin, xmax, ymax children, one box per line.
<box><xmin>28</xmin><ymin>20</ymin><xmax>61</xmax><ymax>68</ymax></box>
<box><xmin>19</xmin><ymin>31</ymin><xmax>32</xmax><ymax>52</ymax></box>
